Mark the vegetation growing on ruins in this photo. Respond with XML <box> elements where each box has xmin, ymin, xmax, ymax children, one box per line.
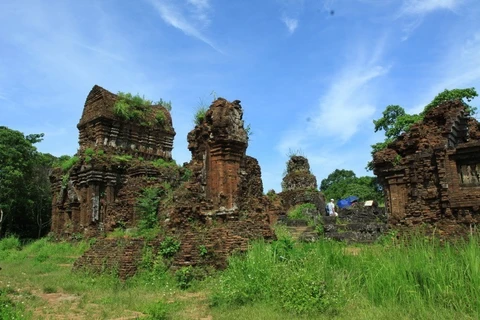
<box><xmin>1</xmin><ymin>231</ymin><xmax>480</xmax><ymax>319</ymax></box>
<box><xmin>368</xmin><ymin>88</ymin><xmax>478</xmax><ymax>170</ymax></box>
<box><xmin>135</xmin><ymin>187</ymin><xmax>161</xmax><ymax>232</ymax></box>
<box><xmin>113</xmin><ymin>91</ymin><xmax>171</xmax><ymax>127</ymax></box>
<box><xmin>59</xmin><ymin>155</ymin><xmax>79</xmax><ymax>172</ymax></box>
<box><xmin>287</xmin><ymin>203</ymin><xmax>316</xmax><ymax>220</ymax></box>
<box><xmin>194</xmin><ymin>105</ymin><xmax>208</xmax><ymax>125</ymax></box>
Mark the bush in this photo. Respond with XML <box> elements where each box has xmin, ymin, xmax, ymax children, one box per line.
<box><xmin>145</xmin><ymin>300</ymin><xmax>169</xmax><ymax>320</ymax></box>
<box><xmin>60</xmin><ymin>156</ymin><xmax>79</xmax><ymax>172</ymax></box>
<box><xmin>0</xmin><ymin>235</ymin><xmax>21</xmax><ymax>251</ymax></box>
<box><xmin>287</xmin><ymin>203</ymin><xmax>316</xmax><ymax>220</ymax></box>
<box><xmin>159</xmin><ymin>236</ymin><xmax>181</xmax><ymax>258</ymax></box>
<box><xmin>194</xmin><ymin>106</ymin><xmax>207</xmax><ymax>125</ymax></box>
<box><xmin>136</xmin><ymin>187</ymin><xmax>161</xmax><ymax>231</ymax></box>
<box><xmin>175</xmin><ymin>266</ymin><xmax>195</xmax><ymax>289</ymax></box>
<box><xmin>114</xmin><ymin>92</ymin><xmax>172</xmax><ymax>127</ymax></box>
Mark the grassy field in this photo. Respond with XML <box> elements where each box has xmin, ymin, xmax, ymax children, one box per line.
<box><xmin>0</xmin><ymin>229</ymin><xmax>479</xmax><ymax>319</ymax></box>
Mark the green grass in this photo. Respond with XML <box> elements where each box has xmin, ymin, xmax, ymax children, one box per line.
<box><xmin>1</xmin><ymin>233</ymin><xmax>479</xmax><ymax>319</ymax></box>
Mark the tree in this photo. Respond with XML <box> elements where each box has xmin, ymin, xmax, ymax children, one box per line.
<box><xmin>320</xmin><ymin>169</ymin><xmax>356</xmax><ymax>192</ymax></box>
<box><xmin>320</xmin><ymin>169</ymin><xmax>383</xmax><ymax>203</ymax></box>
<box><xmin>368</xmin><ymin>88</ymin><xmax>478</xmax><ymax>170</ymax></box>
<box><xmin>0</xmin><ymin>126</ymin><xmax>53</xmax><ymax>238</ymax></box>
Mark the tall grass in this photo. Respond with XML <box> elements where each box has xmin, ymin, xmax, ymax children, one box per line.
<box><xmin>1</xmin><ymin>233</ymin><xmax>479</xmax><ymax>319</ymax></box>
<box><xmin>211</xmin><ymin>233</ymin><xmax>480</xmax><ymax>319</ymax></box>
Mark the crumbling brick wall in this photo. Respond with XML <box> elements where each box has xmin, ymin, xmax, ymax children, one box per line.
<box><xmin>50</xmin><ymin>85</ymin><xmax>177</xmax><ymax>237</ymax></box>
<box><xmin>374</xmin><ymin>100</ymin><xmax>480</xmax><ymax>237</ymax></box>
<box><xmin>279</xmin><ymin>156</ymin><xmax>326</xmax><ymax>216</ymax></box>
<box><xmin>71</xmin><ymin>95</ymin><xmax>275</xmax><ymax>276</ymax></box>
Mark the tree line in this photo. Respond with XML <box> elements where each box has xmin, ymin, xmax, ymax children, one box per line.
<box><xmin>0</xmin><ymin>126</ymin><xmax>55</xmax><ymax>239</ymax></box>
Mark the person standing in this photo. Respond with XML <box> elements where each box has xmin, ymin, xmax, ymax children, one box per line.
<box><xmin>327</xmin><ymin>199</ymin><xmax>337</xmax><ymax>217</ymax></box>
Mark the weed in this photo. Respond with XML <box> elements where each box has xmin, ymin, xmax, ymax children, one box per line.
<box><xmin>287</xmin><ymin>203</ymin><xmax>316</xmax><ymax>220</ymax></box>
<box><xmin>84</xmin><ymin>148</ymin><xmax>94</xmax><ymax>156</ymax></box>
<box><xmin>159</xmin><ymin>236</ymin><xmax>181</xmax><ymax>258</ymax></box>
<box><xmin>136</xmin><ymin>187</ymin><xmax>161</xmax><ymax>231</ymax></box>
<box><xmin>60</xmin><ymin>156</ymin><xmax>79</xmax><ymax>172</ymax></box>
<box><xmin>175</xmin><ymin>266</ymin><xmax>194</xmax><ymax>289</ymax></box>
<box><xmin>194</xmin><ymin>106</ymin><xmax>207</xmax><ymax>125</ymax></box>
<box><xmin>199</xmin><ymin>245</ymin><xmax>208</xmax><ymax>257</ymax></box>
<box><xmin>113</xmin><ymin>154</ymin><xmax>133</xmax><ymax>163</ymax></box>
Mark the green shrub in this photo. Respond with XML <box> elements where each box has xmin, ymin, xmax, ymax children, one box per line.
<box><xmin>60</xmin><ymin>155</ymin><xmax>79</xmax><ymax>172</ymax></box>
<box><xmin>155</xmin><ymin>110</ymin><xmax>166</xmax><ymax>124</ymax></box>
<box><xmin>113</xmin><ymin>155</ymin><xmax>133</xmax><ymax>163</ymax></box>
<box><xmin>151</xmin><ymin>158</ymin><xmax>176</xmax><ymax>168</ymax></box>
<box><xmin>199</xmin><ymin>245</ymin><xmax>208</xmax><ymax>257</ymax></box>
<box><xmin>194</xmin><ymin>106</ymin><xmax>207</xmax><ymax>125</ymax></box>
<box><xmin>156</xmin><ymin>98</ymin><xmax>172</xmax><ymax>111</ymax></box>
<box><xmin>145</xmin><ymin>300</ymin><xmax>169</xmax><ymax>320</ymax></box>
<box><xmin>175</xmin><ymin>266</ymin><xmax>194</xmax><ymax>289</ymax></box>
<box><xmin>159</xmin><ymin>236</ymin><xmax>181</xmax><ymax>258</ymax></box>
<box><xmin>181</xmin><ymin>168</ymin><xmax>192</xmax><ymax>182</ymax></box>
<box><xmin>0</xmin><ymin>235</ymin><xmax>21</xmax><ymax>251</ymax></box>
<box><xmin>287</xmin><ymin>203</ymin><xmax>316</xmax><ymax>220</ymax></box>
<box><xmin>84</xmin><ymin>148</ymin><xmax>94</xmax><ymax>156</ymax></box>
<box><xmin>136</xmin><ymin>187</ymin><xmax>161</xmax><ymax>231</ymax></box>
<box><xmin>113</xmin><ymin>92</ymin><xmax>172</xmax><ymax>127</ymax></box>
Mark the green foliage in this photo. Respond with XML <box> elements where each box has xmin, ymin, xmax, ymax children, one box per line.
<box><xmin>266</xmin><ymin>189</ymin><xmax>278</xmax><ymax>201</ymax></box>
<box><xmin>84</xmin><ymin>148</ymin><xmax>95</xmax><ymax>156</ymax></box>
<box><xmin>0</xmin><ymin>288</ymin><xmax>27</xmax><ymax>319</ymax></box>
<box><xmin>175</xmin><ymin>266</ymin><xmax>195</xmax><ymax>289</ymax></box>
<box><xmin>112</xmin><ymin>154</ymin><xmax>133</xmax><ymax>163</ymax></box>
<box><xmin>61</xmin><ymin>174</ymin><xmax>69</xmax><ymax>188</ymax></box>
<box><xmin>423</xmin><ymin>87</ymin><xmax>478</xmax><ymax>115</ymax></box>
<box><xmin>156</xmin><ymin>98</ymin><xmax>172</xmax><ymax>111</ymax></box>
<box><xmin>0</xmin><ymin>235</ymin><xmax>21</xmax><ymax>251</ymax></box>
<box><xmin>155</xmin><ymin>110</ymin><xmax>166</xmax><ymax>124</ymax></box>
<box><xmin>0</xmin><ymin>126</ymin><xmax>54</xmax><ymax>238</ymax></box>
<box><xmin>369</xmin><ymin>88</ymin><xmax>478</xmax><ymax>169</ymax></box>
<box><xmin>144</xmin><ymin>300</ymin><xmax>169</xmax><ymax>320</ymax></box>
<box><xmin>199</xmin><ymin>245</ymin><xmax>208</xmax><ymax>257</ymax></box>
<box><xmin>320</xmin><ymin>169</ymin><xmax>383</xmax><ymax>203</ymax></box>
<box><xmin>210</xmin><ymin>240</ymin><xmax>347</xmax><ymax>315</ymax></box>
<box><xmin>136</xmin><ymin>187</ymin><xmax>161</xmax><ymax>231</ymax></box>
<box><xmin>113</xmin><ymin>92</ymin><xmax>171</xmax><ymax>127</ymax></box>
<box><xmin>151</xmin><ymin>158</ymin><xmax>177</xmax><ymax>168</ymax></box>
<box><xmin>181</xmin><ymin>168</ymin><xmax>192</xmax><ymax>182</ymax></box>
<box><xmin>320</xmin><ymin>169</ymin><xmax>356</xmax><ymax>192</ymax></box>
<box><xmin>159</xmin><ymin>236</ymin><xmax>181</xmax><ymax>258</ymax></box>
<box><xmin>194</xmin><ymin>106</ymin><xmax>207</xmax><ymax>125</ymax></box>
<box><xmin>287</xmin><ymin>203</ymin><xmax>316</xmax><ymax>220</ymax></box>
<box><xmin>60</xmin><ymin>155</ymin><xmax>79</xmax><ymax>172</ymax></box>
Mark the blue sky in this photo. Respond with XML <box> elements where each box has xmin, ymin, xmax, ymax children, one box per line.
<box><xmin>1</xmin><ymin>0</ymin><xmax>480</xmax><ymax>192</ymax></box>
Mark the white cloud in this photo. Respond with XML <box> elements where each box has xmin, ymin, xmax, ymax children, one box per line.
<box><xmin>282</xmin><ymin>16</ymin><xmax>298</xmax><ymax>34</ymax></box>
<box><xmin>277</xmin><ymin>0</ymin><xmax>304</xmax><ymax>35</ymax></box>
<box><xmin>398</xmin><ymin>0</ymin><xmax>463</xmax><ymax>40</ymax></box>
<box><xmin>400</xmin><ymin>0</ymin><xmax>461</xmax><ymax>15</ymax></box>
<box><xmin>277</xmin><ymin>36</ymin><xmax>390</xmax><ymax>154</ymax></box>
<box><xmin>148</xmin><ymin>0</ymin><xmax>222</xmax><ymax>53</ymax></box>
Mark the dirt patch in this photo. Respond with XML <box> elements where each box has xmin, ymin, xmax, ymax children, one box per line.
<box><xmin>171</xmin><ymin>291</ymin><xmax>212</xmax><ymax>320</ymax></box>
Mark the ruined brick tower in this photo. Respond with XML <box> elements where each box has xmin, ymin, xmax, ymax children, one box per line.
<box><xmin>280</xmin><ymin>155</ymin><xmax>325</xmax><ymax>215</ymax></box>
<box><xmin>50</xmin><ymin>85</ymin><xmax>176</xmax><ymax>237</ymax></box>
<box><xmin>186</xmin><ymin>98</ymin><xmax>263</xmax><ymax>211</ymax></box>
<box><xmin>373</xmin><ymin>100</ymin><xmax>480</xmax><ymax>237</ymax></box>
